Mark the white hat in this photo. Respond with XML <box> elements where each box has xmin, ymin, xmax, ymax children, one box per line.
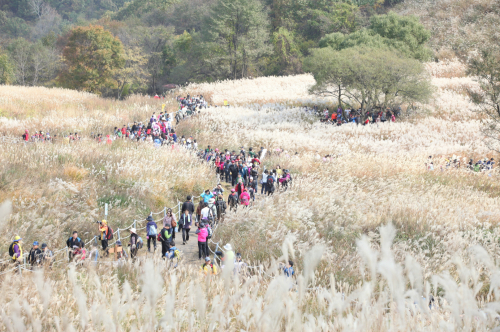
<box><xmin>223</xmin><ymin>243</ymin><xmax>233</xmax><ymax>251</ymax></box>
<box><xmin>208</xmin><ymin>198</ymin><xmax>215</xmax><ymax>204</ymax></box>
<box><xmin>130</xmin><ymin>228</ymin><xmax>137</xmax><ymax>234</ymax></box>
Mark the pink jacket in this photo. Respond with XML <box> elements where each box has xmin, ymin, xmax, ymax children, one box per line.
<box><xmin>197</xmin><ymin>227</ymin><xmax>208</xmax><ymax>242</ymax></box>
<box><xmin>240</xmin><ymin>192</ymin><xmax>250</xmax><ymax>206</ymax></box>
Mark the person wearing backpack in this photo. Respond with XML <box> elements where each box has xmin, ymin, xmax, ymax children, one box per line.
<box><xmin>195</xmin><ymin>222</ymin><xmax>209</xmax><ymax>260</ymax></box>
<box><xmin>240</xmin><ymin>188</ymin><xmax>251</xmax><ymax>207</ymax></box>
<box><xmin>66</xmin><ymin>231</ymin><xmax>84</xmax><ymax>261</ymax></box>
<box><xmin>228</xmin><ymin>189</ymin><xmax>238</xmax><ymax>211</ymax></box>
<box><xmin>159</xmin><ymin>224</ymin><xmax>173</xmax><ymax>258</ymax></box>
<box><xmin>98</xmin><ymin>220</ymin><xmax>110</xmax><ymax>256</ymax></box>
<box><xmin>146</xmin><ymin>215</ymin><xmax>158</xmax><ymax>252</ymax></box>
<box><xmin>9</xmin><ymin>236</ymin><xmax>23</xmax><ymax>264</ymax></box>
<box><xmin>201</xmin><ymin>256</ymin><xmax>218</xmax><ymax>275</ymax></box>
<box><xmin>206</xmin><ymin>198</ymin><xmax>218</xmax><ymax>225</ymax></box>
<box><xmin>215</xmin><ymin>194</ymin><xmax>227</xmax><ymax>223</ymax></box>
<box><xmin>266</xmin><ymin>172</ymin><xmax>276</xmax><ymax>196</ymax></box>
<box><xmin>166</xmin><ymin>240</ymin><xmax>181</xmax><ymax>261</ymax></box>
<box><xmin>181</xmin><ymin>196</ymin><xmax>195</xmax><ymax>217</ymax></box>
<box><xmin>229</xmin><ymin>161</ymin><xmax>239</xmax><ymax>186</ymax></box>
<box><xmin>261</xmin><ymin>170</ymin><xmax>268</xmax><ymax>195</ymax></box>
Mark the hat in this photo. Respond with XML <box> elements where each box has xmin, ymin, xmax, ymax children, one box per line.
<box><xmin>101</xmin><ymin>219</ymin><xmax>107</xmax><ymax>224</ymax></box>
<box><xmin>33</xmin><ymin>241</ymin><xmax>39</xmax><ymax>246</ymax></box>
<box><xmin>130</xmin><ymin>228</ymin><xmax>137</xmax><ymax>234</ymax></box>
<box><xmin>116</xmin><ymin>240</ymin><xmax>122</xmax><ymax>246</ymax></box>
<box><xmin>231</xmin><ymin>189</ymin><xmax>235</xmax><ymax>192</ymax></box>
<box><xmin>147</xmin><ymin>215</ymin><xmax>153</xmax><ymax>222</ymax></box>
<box><xmin>208</xmin><ymin>198</ymin><xmax>215</xmax><ymax>204</ymax></box>
<box><xmin>205</xmin><ymin>257</ymin><xmax>211</xmax><ymax>262</ymax></box>
<box><xmin>223</xmin><ymin>243</ymin><xmax>233</xmax><ymax>251</ymax></box>
<box><xmin>73</xmin><ymin>245</ymin><xmax>79</xmax><ymax>249</ymax></box>
<box><xmin>14</xmin><ymin>235</ymin><xmax>21</xmax><ymax>242</ymax></box>
<box><xmin>41</xmin><ymin>243</ymin><xmax>47</xmax><ymax>249</ymax></box>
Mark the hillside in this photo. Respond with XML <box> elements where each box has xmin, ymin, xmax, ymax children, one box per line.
<box><xmin>1</xmin><ymin>61</ymin><xmax>500</xmax><ymax>330</ymax></box>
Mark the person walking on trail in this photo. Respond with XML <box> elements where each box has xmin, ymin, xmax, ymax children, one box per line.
<box><xmin>201</xmin><ymin>189</ymin><xmax>214</xmax><ymax>204</ymax></box>
<box><xmin>129</xmin><ymin>228</ymin><xmax>140</xmax><ymax>259</ymax></box>
<box><xmin>235</xmin><ymin>179</ymin><xmax>245</xmax><ymax>198</ymax></box>
<box><xmin>99</xmin><ymin>220</ymin><xmax>109</xmax><ymax>256</ymax></box>
<box><xmin>228</xmin><ymin>189</ymin><xmax>238</xmax><ymax>211</ymax></box>
<box><xmin>266</xmin><ymin>171</ymin><xmax>276</xmax><ymax>196</ymax></box>
<box><xmin>196</xmin><ymin>222</ymin><xmax>209</xmax><ymax>260</ymax></box>
<box><xmin>179</xmin><ymin>209</ymin><xmax>192</xmax><ymax>245</ymax></box>
<box><xmin>66</xmin><ymin>231</ymin><xmax>84</xmax><ymax>260</ymax></box>
<box><xmin>201</xmin><ymin>256</ymin><xmax>218</xmax><ymax>275</ymax></box>
<box><xmin>181</xmin><ymin>195</ymin><xmax>195</xmax><ymax>216</ymax></box>
<box><xmin>248</xmin><ymin>177</ymin><xmax>257</xmax><ymax>200</ymax></box>
<box><xmin>41</xmin><ymin>243</ymin><xmax>53</xmax><ymax>266</ymax></box>
<box><xmin>28</xmin><ymin>241</ymin><xmax>42</xmax><ymax>268</ymax></box>
<box><xmin>222</xmin><ymin>243</ymin><xmax>235</xmax><ymax>270</ymax></box>
<box><xmin>215</xmin><ymin>194</ymin><xmax>227</xmax><ymax>223</ymax></box>
<box><xmin>240</xmin><ymin>188</ymin><xmax>251</xmax><ymax>207</ymax></box>
<box><xmin>229</xmin><ymin>161</ymin><xmax>239</xmax><ymax>186</ymax></box>
<box><xmin>207</xmin><ymin>198</ymin><xmax>218</xmax><ymax>224</ymax></box>
<box><xmin>261</xmin><ymin>170</ymin><xmax>268</xmax><ymax>195</ymax></box>
<box><xmin>9</xmin><ymin>236</ymin><xmax>22</xmax><ymax>264</ymax></box>
<box><xmin>213</xmin><ymin>184</ymin><xmax>224</xmax><ymax>196</ymax></box>
<box><xmin>159</xmin><ymin>223</ymin><xmax>173</xmax><ymax>258</ymax></box>
<box><xmin>146</xmin><ymin>215</ymin><xmax>158</xmax><ymax>252</ymax></box>
<box><xmin>163</xmin><ymin>208</ymin><xmax>177</xmax><ymax>240</ymax></box>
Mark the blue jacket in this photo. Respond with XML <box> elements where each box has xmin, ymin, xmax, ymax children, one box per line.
<box><xmin>167</xmin><ymin>246</ymin><xmax>178</xmax><ymax>259</ymax></box>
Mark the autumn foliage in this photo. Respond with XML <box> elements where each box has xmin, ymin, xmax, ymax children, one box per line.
<box><xmin>57</xmin><ymin>25</ymin><xmax>125</xmax><ymax>95</ymax></box>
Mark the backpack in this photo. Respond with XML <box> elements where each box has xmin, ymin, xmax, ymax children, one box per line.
<box><xmin>174</xmin><ymin>249</ymin><xmax>181</xmax><ymax>260</ymax></box>
<box><xmin>207</xmin><ymin>226</ymin><xmax>213</xmax><ymax>239</ymax></box>
<box><xmin>251</xmin><ymin>169</ymin><xmax>258</xmax><ymax>177</ymax></box>
<box><xmin>106</xmin><ymin>227</ymin><xmax>114</xmax><ymax>240</ymax></box>
<box><xmin>148</xmin><ymin>225</ymin><xmax>158</xmax><ymax>236</ymax></box>
<box><xmin>241</xmin><ymin>194</ymin><xmax>249</xmax><ymax>205</ymax></box>
<box><xmin>228</xmin><ymin>194</ymin><xmax>237</xmax><ymax>207</ymax></box>
<box><xmin>8</xmin><ymin>242</ymin><xmax>15</xmax><ymax>257</ymax></box>
<box><xmin>216</xmin><ymin>200</ymin><xmax>226</xmax><ymax>214</ymax></box>
<box><xmin>267</xmin><ymin>176</ymin><xmax>274</xmax><ymax>185</ymax></box>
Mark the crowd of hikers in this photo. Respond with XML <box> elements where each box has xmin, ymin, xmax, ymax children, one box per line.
<box><xmin>309</xmin><ymin>105</ymin><xmax>401</xmax><ymax>125</ymax></box>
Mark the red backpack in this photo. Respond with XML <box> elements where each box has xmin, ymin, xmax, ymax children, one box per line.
<box><xmin>106</xmin><ymin>227</ymin><xmax>114</xmax><ymax>240</ymax></box>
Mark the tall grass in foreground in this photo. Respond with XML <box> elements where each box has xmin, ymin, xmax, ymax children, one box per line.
<box><xmin>1</xmin><ymin>223</ymin><xmax>500</xmax><ymax>331</ymax></box>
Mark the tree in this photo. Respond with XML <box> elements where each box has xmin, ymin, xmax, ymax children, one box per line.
<box><xmin>319</xmin><ymin>12</ymin><xmax>432</xmax><ymax>61</ymax></box>
<box><xmin>467</xmin><ymin>47</ymin><xmax>500</xmax><ymax>152</ymax></box>
<box><xmin>266</xmin><ymin>27</ymin><xmax>302</xmax><ymax>75</ymax></box>
<box><xmin>0</xmin><ymin>49</ymin><xmax>13</xmax><ymax>84</ymax></box>
<box><xmin>58</xmin><ymin>25</ymin><xmax>125</xmax><ymax>95</ymax></box>
<box><xmin>304</xmin><ymin>46</ymin><xmax>433</xmax><ymax>112</ymax></box>
<box><xmin>204</xmin><ymin>0</ymin><xmax>270</xmax><ymax>79</ymax></box>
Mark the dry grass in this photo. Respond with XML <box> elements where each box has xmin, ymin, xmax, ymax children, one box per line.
<box><xmin>1</xmin><ymin>67</ymin><xmax>500</xmax><ymax>330</ymax></box>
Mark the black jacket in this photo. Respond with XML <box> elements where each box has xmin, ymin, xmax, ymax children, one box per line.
<box><xmin>181</xmin><ymin>201</ymin><xmax>195</xmax><ymax>214</ymax></box>
<box><xmin>28</xmin><ymin>248</ymin><xmax>42</xmax><ymax>265</ymax></box>
<box><xmin>229</xmin><ymin>164</ymin><xmax>238</xmax><ymax>175</ymax></box>
<box><xmin>67</xmin><ymin>236</ymin><xmax>84</xmax><ymax>248</ymax></box>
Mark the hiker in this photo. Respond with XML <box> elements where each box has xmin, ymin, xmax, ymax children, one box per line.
<box><xmin>283</xmin><ymin>260</ymin><xmax>295</xmax><ymax>277</ymax></box>
<box><xmin>215</xmin><ymin>194</ymin><xmax>227</xmax><ymax>223</ymax></box>
<box><xmin>66</xmin><ymin>231</ymin><xmax>84</xmax><ymax>260</ymax></box>
<box><xmin>28</xmin><ymin>241</ymin><xmax>42</xmax><ymax>268</ymax></box>
<box><xmin>72</xmin><ymin>242</ymin><xmax>87</xmax><ymax>263</ymax></box>
<box><xmin>229</xmin><ymin>161</ymin><xmax>239</xmax><ymax>186</ymax></box>
<box><xmin>240</xmin><ymin>188</ymin><xmax>251</xmax><ymax>207</ymax></box>
<box><xmin>159</xmin><ymin>223</ymin><xmax>173</xmax><ymax>258</ymax></box>
<box><xmin>181</xmin><ymin>195</ymin><xmax>195</xmax><ymax>217</ymax></box>
<box><xmin>213</xmin><ymin>184</ymin><xmax>224</xmax><ymax>196</ymax></box>
<box><xmin>201</xmin><ymin>189</ymin><xmax>214</xmax><ymax>203</ymax></box>
<box><xmin>146</xmin><ymin>215</ymin><xmax>158</xmax><ymax>252</ymax></box>
<box><xmin>228</xmin><ymin>189</ymin><xmax>238</xmax><ymax>211</ymax></box>
<box><xmin>247</xmin><ymin>177</ymin><xmax>257</xmax><ymax>200</ymax></box>
<box><xmin>196</xmin><ymin>222</ymin><xmax>209</xmax><ymax>260</ymax></box>
<box><xmin>115</xmin><ymin>240</ymin><xmax>128</xmax><ymax>260</ymax></box>
<box><xmin>129</xmin><ymin>228</ymin><xmax>141</xmax><ymax>259</ymax></box>
<box><xmin>235</xmin><ymin>179</ymin><xmax>245</xmax><ymax>197</ymax></box>
<box><xmin>41</xmin><ymin>243</ymin><xmax>53</xmax><ymax>266</ymax></box>
<box><xmin>234</xmin><ymin>253</ymin><xmax>247</xmax><ymax>274</ymax></box>
<box><xmin>201</xmin><ymin>201</ymin><xmax>216</xmax><ymax>225</ymax></box>
<box><xmin>179</xmin><ymin>209</ymin><xmax>192</xmax><ymax>245</ymax></box>
<box><xmin>261</xmin><ymin>170</ymin><xmax>268</xmax><ymax>195</ymax></box>
<box><xmin>195</xmin><ymin>199</ymin><xmax>204</xmax><ymax>225</ymax></box>
<box><xmin>9</xmin><ymin>236</ymin><xmax>23</xmax><ymax>264</ymax></box>
<box><xmin>98</xmin><ymin>220</ymin><xmax>109</xmax><ymax>255</ymax></box>
<box><xmin>266</xmin><ymin>171</ymin><xmax>276</xmax><ymax>196</ymax></box>
<box><xmin>223</xmin><ymin>243</ymin><xmax>235</xmax><ymax>270</ymax></box>
<box><xmin>166</xmin><ymin>240</ymin><xmax>180</xmax><ymax>260</ymax></box>
<box><xmin>201</xmin><ymin>256</ymin><xmax>218</xmax><ymax>275</ymax></box>
<box><xmin>163</xmin><ymin>208</ymin><xmax>177</xmax><ymax>240</ymax></box>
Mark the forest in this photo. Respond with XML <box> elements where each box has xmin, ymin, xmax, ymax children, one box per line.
<box><xmin>0</xmin><ymin>0</ymin><xmax>429</xmax><ymax>97</ymax></box>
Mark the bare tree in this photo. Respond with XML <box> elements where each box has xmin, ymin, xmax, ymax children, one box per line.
<box><xmin>28</xmin><ymin>0</ymin><xmax>45</xmax><ymax>18</ymax></box>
